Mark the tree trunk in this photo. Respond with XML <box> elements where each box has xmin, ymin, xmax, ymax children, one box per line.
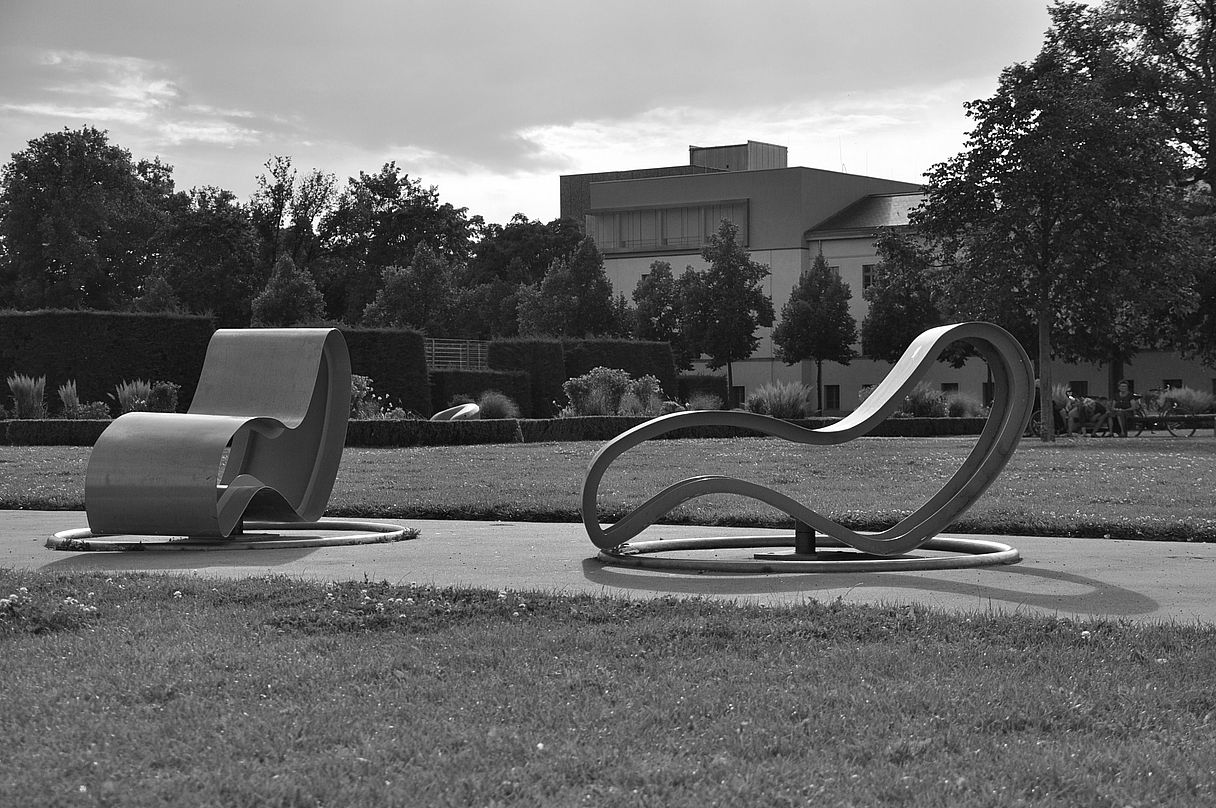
<box><xmin>1107</xmin><ymin>351</ymin><xmax>1124</xmax><ymax>398</ymax></box>
<box><xmin>1038</xmin><ymin>298</ymin><xmax>1054</xmax><ymax>443</ymax></box>
<box><xmin>726</xmin><ymin>360</ymin><xmax>735</xmax><ymax>408</ymax></box>
<box><xmin>815</xmin><ymin>359</ymin><xmax>823</xmax><ymax>414</ymax></box>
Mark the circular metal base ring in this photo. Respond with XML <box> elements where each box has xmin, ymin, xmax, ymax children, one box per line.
<box><xmin>598</xmin><ymin>534</ymin><xmax>1020</xmax><ymax>574</ymax></box>
<box><xmin>46</xmin><ymin>520</ymin><xmax>416</xmax><ymax>552</ymax></box>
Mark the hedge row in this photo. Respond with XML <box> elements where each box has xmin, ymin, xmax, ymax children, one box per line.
<box><xmin>2</xmin><ymin>311</ymin><xmax>684</xmax><ymax>422</ymax></box>
<box><xmin>341</xmin><ymin>327</ymin><xmax>430</xmax><ymax>415</ymax></box>
<box><xmin>0</xmin><ymin>313</ymin><xmax>433</xmax><ymax>418</ymax></box>
<box><xmin>486</xmin><ymin>339</ymin><xmax>566</xmax><ymax>418</ymax></box>
<box><xmin>1</xmin><ymin>416</ymin><xmax>991</xmax><ymax>447</ymax></box>
<box><xmin>0</xmin><ymin>310</ymin><xmax>215</xmax><ymax>410</ymax></box>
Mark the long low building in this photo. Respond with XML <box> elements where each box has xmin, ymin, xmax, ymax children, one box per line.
<box><xmin>560</xmin><ymin>140</ymin><xmax>1214</xmax><ymax>410</ymax></box>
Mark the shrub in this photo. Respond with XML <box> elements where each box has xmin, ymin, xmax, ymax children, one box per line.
<box><xmin>687</xmin><ymin>392</ymin><xmax>724</xmax><ymax>411</ymax></box>
<box><xmin>351</xmin><ymin>375</ymin><xmax>414</xmax><ymax>419</ymax></box>
<box><xmin>1163</xmin><ymin>385</ymin><xmax>1216</xmax><ymax>415</ymax></box>
<box><xmin>678</xmin><ymin>373</ymin><xmax>729</xmax><ymax>407</ymax></box>
<box><xmin>616</xmin><ymin>391</ymin><xmax>647</xmax><ymax>416</ymax></box>
<box><xmin>56</xmin><ymin>380</ymin><xmax>112</xmax><ymax>419</ymax></box>
<box><xmin>57</xmin><ymin>380</ymin><xmax>81</xmax><ymax>418</ymax></box>
<box><xmin>901</xmin><ymin>383</ymin><xmax>948</xmax><ymax>417</ymax></box>
<box><xmin>113</xmin><ymin>379</ymin><xmax>152</xmax><ymax>414</ymax></box>
<box><xmin>147</xmin><ymin>380</ymin><xmax>180</xmax><ymax>413</ymax></box>
<box><xmin>6</xmin><ymin>374</ymin><xmax>47</xmax><ymax>419</ymax></box>
<box><xmin>743</xmin><ymin>381</ymin><xmax>812</xmax><ymax>419</ymax></box>
<box><xmin>75</xmin><ymin>402</ymin><xmax>112</xmax><ymax>419</ymax></box>
<box><xmin>476</xmin><ymin>390</ymin><xmax>521</xmax><ymax>419</ymax></box>
<box><xmin>561</xmin><ymin>367</ymin><xmax>632</xmax><ymax>417</ymax></box>
<box><xmin>625</xmin><ymin>374</ymin><xmax>665</xmax><ymax>414</ymax></box>
<box><xmin>944</xmin><ymin>392</ymin><xmax>984</xmax><ymax>418</ymax></box>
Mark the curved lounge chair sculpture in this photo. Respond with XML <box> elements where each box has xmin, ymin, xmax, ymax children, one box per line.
<box><xmin>84</xmin><ymin>328</ymin><xmax>351</xmax><ymax>538</ymax></box>
<box><xmin>430</xmin><ymin>402</ymin><xmax>480</xmax><ymax>421</ymax></box>
<box><xmin>582</xmin><ymin>322</ymin><xmax>1034</xmax><ymax>558</ymax></box>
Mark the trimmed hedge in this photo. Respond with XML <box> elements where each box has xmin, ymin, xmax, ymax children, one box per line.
<box><xmin>428</xmin><ymin>369</ymin><xmax>532</xmax><ymax>417</ymax></box>
<box><xmin>340</xmin><ymin>327</ymin><xmax>430</xmax><ymax>416</ymax></box>
<box><xmin>1</xmin><ymin>415</ymin><xmax>992</xmax><ymax>446</ymax></box>
<box><xmin>3</xmin><ymin>419</ymin><xmax>110</xmax><ymax>446</ymax></box>
<box><xmin>0</xmin><ymin>310</ymin><xmax>214</xmax><ymax>412</ymax></box>
<box><xmin>345</xmin><ymin>419</ymin><xmax>523</xmax><ymax>447</ymax></box>
<box><xmin>488</xmin><ymin>339</ymin><xmax>566</xmax><ymax>418</ymax></box>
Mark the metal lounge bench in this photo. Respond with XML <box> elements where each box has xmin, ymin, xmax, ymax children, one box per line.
<box><xmin>581</xmin><ymin>322</ymin><xmax>1035</xmax><ymax>571</ymax></box>
<box><xmin>84</xmin><ymin>328</ymin><xmax>351</xmax><ymax>538</ymax></box>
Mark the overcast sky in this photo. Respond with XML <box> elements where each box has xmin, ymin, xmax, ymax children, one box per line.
<box><xmin>0</xmin><ymin>0</ymin><xmax>1056</xmax><ymax>225</ymax></box>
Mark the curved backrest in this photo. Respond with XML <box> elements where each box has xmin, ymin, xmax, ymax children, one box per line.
<box><xmin>213</xmin><ymin>329</ymin><xmax>351</xmax><ymax>521</ymax></box>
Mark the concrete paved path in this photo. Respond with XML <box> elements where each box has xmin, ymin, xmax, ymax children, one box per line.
<box><xmin>4</xmin><ymin>510</ymin><xmax>1216</xmax><ymax>624</ymax></box>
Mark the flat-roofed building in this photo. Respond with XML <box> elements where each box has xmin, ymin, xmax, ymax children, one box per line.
<box><xmin>561</xmin><ymin>142</ymin><xmax>1216</xmax><ymax>411</ymax></box>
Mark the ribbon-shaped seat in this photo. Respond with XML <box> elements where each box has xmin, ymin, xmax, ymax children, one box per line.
<box><xmin>85</xmin><ymin>328</ymin><xmax>351</xmax><ymax>538</ymax></box>
<box><xmin>582</xmin><ymin>322</ymin><xmax>1034</xmax><ymax>556</ymax></box>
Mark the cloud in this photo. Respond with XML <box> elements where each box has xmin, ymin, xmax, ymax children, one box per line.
<box><xmin>5</xmin><ymin>48</ymin><xmax>265</xmax><ymax>149</ymax></box>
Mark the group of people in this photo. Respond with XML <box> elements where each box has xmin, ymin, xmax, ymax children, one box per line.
<box><xmin>1055</xmin><ymin>380</ymin><xmax>1138</xmax><ymax>437</ymax></box>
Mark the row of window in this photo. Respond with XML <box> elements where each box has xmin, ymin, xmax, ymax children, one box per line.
<box><xmin>586</xmin><ymin>201</ymin><xmax>748</xmax><ymax>253</ymax></box>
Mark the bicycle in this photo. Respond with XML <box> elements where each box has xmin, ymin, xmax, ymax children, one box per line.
<box><xmin>1129</xmin><ymin>392</ymin><xmax>1195</xmax><ymax>437</ymax></box>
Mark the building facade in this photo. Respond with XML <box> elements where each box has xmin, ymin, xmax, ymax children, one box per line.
<box><xmin>561</xmin><ymin>142</ymin><xmax>1216</xmax><ymax>411</ymax></box>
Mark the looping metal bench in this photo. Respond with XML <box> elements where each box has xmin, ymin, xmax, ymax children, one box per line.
<box><xmin>581</xmin><ymin>322</ymin><xmax>1035</xmax><ymax>569</ymax></box>
<box><xmin>84</xmin><ymin>328</ymin><xmax>351</xmax><ymax>538</ymax></box>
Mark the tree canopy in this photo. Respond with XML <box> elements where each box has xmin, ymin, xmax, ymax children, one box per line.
<box><xmin>772</xmin><ymin>252</ymin><xmax>858</xmax><ymax>412</ymax></box>
<box><xmin>0</xmin><ymin>126</ymin><xmax>171</xmax><ymax>310</ymax></box>
<box><xmin>516</xmin><ymin>237</ymin><xmax>622</xmax><ymax>337</ymax></box>
<box><xmin>915</xmin><ymin>2</ymin><xmax>1188</xmax><ymax>438</ymax></box>
<box><xmin>250</xmin><ymin>254</ymin><xmax>326</xmax><ymax>327</ymax></box>
<box><xmin>683</xmin><ymin>220</ymin><xmax>775</xmax><ymax>397</ymax></box>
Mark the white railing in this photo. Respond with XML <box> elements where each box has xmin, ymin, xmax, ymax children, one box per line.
<box><xmin>425</xmin><ymin>338</ymin><xmax>490</xmax><ymax>370</ymax></box>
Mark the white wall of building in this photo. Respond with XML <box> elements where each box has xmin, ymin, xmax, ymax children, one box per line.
<box><xmin>603</xmin><ymin>231</ymin><xmax>1216</xmax><ymax>412</ymax></box>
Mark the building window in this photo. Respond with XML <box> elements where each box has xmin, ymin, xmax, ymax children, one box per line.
<box><xmin>940</xmin><ymin>383</ymin><xmax>959</xmax><ymax>394</ymax></box>
<box><xmin>862</xmin><ymin>264</ymin><xmax>883</xmax><ymax>289</ymax></box>
<box><xmin>982</xmin><ymin>382</ymin><xmax>994</xmax><ymax>406</ymax></box>
<box><xmin>1069</xmin><ymin>380</ymin><xmax>1088</xmax><ymax>397</ymax></box>
<box><xmin>1163</xmin><ymin>378</ymin><xmax>1182</xmax><ymax>391</ymax></box>
<box><xmin>827</xmin><ymin>265</ymin><xmax>841</xmax><ymax>278</ymax></box>
<box><xmin>824</xmin><ymin>385</ymin><xmax>841</xmax><ymax>411</ymax></box>
<box><xmin>587</xmin><ymin>200</ymin><xmax>748</xmax><ymax>253</ymax></box>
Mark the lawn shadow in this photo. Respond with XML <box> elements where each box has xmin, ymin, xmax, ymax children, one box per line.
<box><xmin>579</xmin><ymin>557</ymin><xmax>1159</xmax><ymax>617</ymax></box>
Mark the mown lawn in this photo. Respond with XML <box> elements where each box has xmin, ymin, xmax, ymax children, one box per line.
<box><xmin>2</xmin><ymin>571</ymin><xmax>1215</xmax><ymax>807</ymax></box>
<box><xmin>4</xmin><ymin>437</ymin><xmax>1216</xmax><ymax>805</ymax></box>
<box><xmin>3</xmin><ymin>435</ymin><xmax>1214</xmax><ymax>540</ymax></box>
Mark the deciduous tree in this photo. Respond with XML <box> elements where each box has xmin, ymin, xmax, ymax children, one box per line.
<box><xmin>772</xmin><ymin>252</ymin><xmax>858</xmax><ymax>412</ymax></box>
<box><xmin>157</xmin><ymin>186</ymin><xmax>262</xmax><ymax>327</ymax></box>
<box><xmin>361</xmin><ymin>244</ymin><xmax>465</xmax><ymax>335</ymax></box>
<box><xmin>915</xmin><ymin>4</ymin><xmax>1185</xmax><ymax>439</ymax></box>
<box><xmin>250</xmin><ymin>254</ymin><xmax>326</xmax><ymax>327</ymax></box>
<box><xmin>516</xmin><ymin>237</ymin><xmax>620</xmax><ymax>337</ymax></box>
<box><xmin>0</xmin><ymin>126</ymin><xmax>171</xmax><ymax>310</ymax></box>
<box><xmin>317</xmin><ymin>162</ymin><xmax>478</xmax><ymax>322</ymax></box>
<box><xmin>861</xmin><ymin>232</ymin><xmax>945</xmax><ymax>363</ymax></box>
<box><xmin>683</xmin><ymin>220</ymin><xmax>775</xmax><ymax>399</ymax></box>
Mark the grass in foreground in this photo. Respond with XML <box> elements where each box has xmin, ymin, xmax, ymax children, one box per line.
<box><xmin>3</xmin><ymin>570</ymin><xmax>1215</xmax><ymax>807</ymax></box>
<box><xmin>3</xmin><ymin>436</ymin><xmax>1215</xmax><ymax>541</ymax></box>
